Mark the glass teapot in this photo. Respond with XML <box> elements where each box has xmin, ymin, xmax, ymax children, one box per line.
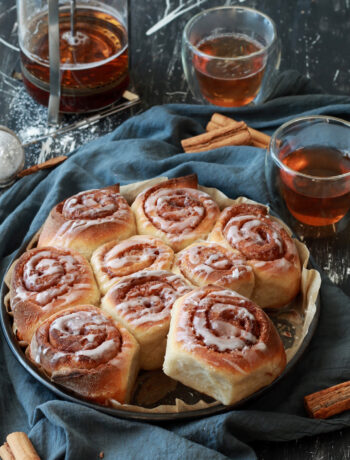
<box><xmin>17</xmin><ymin>0</ymin><xmax>129</xmax><ymax>114</ymax></box>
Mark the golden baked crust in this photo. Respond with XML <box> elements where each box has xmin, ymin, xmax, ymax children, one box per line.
<box><xmin>173</xmin><ymin>240</ymin><xmax>254</xmax><ymax>298</ymax></box>
<box><xmin>37</xmin><ymin>185</ymin><xmax>136</xmax><ymax>259</ymax></box>
<box><xmin>9</xmin><ymin>181</ymin><xmax>305</xmax><ymax>408</ymax></box>
<box><xmin>10</xmin><ymin>247</ymin><xmax>100</xmax><ymax>344</ymax></box>
<box><xmin>131</xmin><ymin>175</ymin><xmax>220</xmax><ymax>252</ymax></box>
<box><xmin>101</xmin><ymin>270</ymin><xmax>192</xmax><ymax>370</ymax></box>
<box><xmin>27</xmin><ymin>305</ymin><xmax>140</xmax><ymax>405</ymax></box>
<box><xmin>163</xmin><ymin>285</ymin><xmax>286</xmax><ymax>405</ymax></box>
<box><xmin>91</xmin><ymin>235</ymin><xmax>174</xmax><ymax>295</ymax></box>
<box><xmin>208</xmin><ymin>203</ymin><xmax>301</xmax><ymax>309</ymax></box>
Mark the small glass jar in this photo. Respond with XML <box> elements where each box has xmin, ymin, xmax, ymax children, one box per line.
<box><xmin>0</xmin><ymin>126</ymin><xmax>25</xmax><ymax>188</ymax></box>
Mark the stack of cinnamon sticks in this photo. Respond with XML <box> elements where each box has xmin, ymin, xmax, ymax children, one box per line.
<box><xmin>181</xmin><ymin>113</ymin><xmax>271</xmax><ymax>153</ymax></box>
<box><xmin>0</xmin><ymin>432</ymin><xmax>40</xmax><ymax>460</ymax></box>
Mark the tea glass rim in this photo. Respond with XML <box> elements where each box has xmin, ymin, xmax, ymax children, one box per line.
<box><xmin>269</xmin><ymin>115</ymin><xmax>350</xmax><ymax>181</ymax></box>
<box><xmin>183</xmin><ymin>5</ymin><xmax>278</xmax><ymax>62</ymax></box>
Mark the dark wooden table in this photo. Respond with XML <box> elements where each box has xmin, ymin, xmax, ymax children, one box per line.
<box><xmin>0</xmin><ymin>0</ymin><xmax>349</xmax><ymax>459</ymax></box>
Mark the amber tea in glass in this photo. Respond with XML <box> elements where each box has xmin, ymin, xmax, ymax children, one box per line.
<box><xmin>182</xmin><ymin>6</ymin><xmax>280</xmax><ymax>107</ymax></box>
<box><xmin>266</xmin><ymin>116</ymin><xmax>350</xmax><ymax>228</ymax></box>
<box><xmin>17</xmin><ymin>1</ymin><xmax>128</xmax><ymax>113</ymax></box>
<box><xmin>280</xmin><ymin>146</ymin><xmax>350</xmax><ymax>226</ymax></box>
<box><xmin>193</xmin><ymin>34</ymin><xmax>265</xmax><ymax>107</ymax></box>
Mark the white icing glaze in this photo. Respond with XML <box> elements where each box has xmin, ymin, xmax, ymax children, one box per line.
<box><xmin>54</xmin><ymin>189</ymin><xmax>132</xmax><ymax>241</ymax></box>
<box><xmin>226</xmin><ymin>216</ymin><xmax>267</xmax><ymax>245</ymax></box>
<box><xmin>179</xmin><ymin>244</ymin><xmax>251</xmax><ymax>283</ymax></box>
<box><xmin>143</xmin><ymin>187</ymin><xmax>218</xmax><ymax>235</ymax></box>
<box><xmin>37</xmin><ymin>310</ymin><xmax>121</xmax><ymax>363</ymax></box>
<box><xmin>76</xmin><ymin>339</ymin><xmax>117</xmax><ymax>358</ymax></box>
<box><xmin>253</xmin><ymin>258</ymin><xmax>290</xmax><ymax>271</ymax></box>
<box><xmin>177</xmin><ymin>288</ymin><xmax>267</xmax><ymax>362</ymax></box>
<box><xmin>108</xmin><ymin>271</ymin><xmax>191</xmax><ymax>328</ymax></box>
<box><xmin>13</xmin><ymin>249</ymin><xmax>92</xmax><ymax>310</ymax></box>
<box><xmin>101</xmin><ymin>239</ymin><xmax>171</xmax><ymax>276</ymax></box>
<box><xmin>63</xmin><ymin>189</ymin><xmax>122</xmax><ymax>219</ymax></box>
<box><xmin>223</xmin><ymin>212</ymin><xmax>288</xmax><ymax>262</ymax></box>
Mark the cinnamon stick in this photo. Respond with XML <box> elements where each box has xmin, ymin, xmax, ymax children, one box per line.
<box><xmin>304</xmin><ymin>381</ymin><xmax>350</xmax><ymax>419</ymax></box>
<box><xmin>17</xmin><ymin>156</ymin><xmax>67</xmax><ymax>178</ymax></box>
<box><xmin>181</xmin><ymin>121</ymin><xmax>251</xmax><ymax>153</ymax></box>
<box><xmin>205</xmin><ymin>121</ymin><xmax>221</xmax><ymax>132</ymax></box>
<box><xmin>5</xmin><ymin>432</ymin><xmax>40</xmax><ymax>460</ymax></box>
<box><xmin>0</xmin><ymin>443</ymin><xmax>15</xmax><ymax>460</ymax></box>
<box><xmin>207</xmin><ymin>113</ymin><xmax>271</xmax><ymax>149</ymax></box>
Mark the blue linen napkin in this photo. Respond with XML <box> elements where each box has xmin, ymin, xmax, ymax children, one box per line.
<box><xmin>1</xmin><ymin>72</ymin><xmax>350</xmax><ymax>460</ymax></box>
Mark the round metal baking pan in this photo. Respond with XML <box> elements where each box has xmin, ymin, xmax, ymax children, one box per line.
<box><xmin>0</xmin><ymin>233</ymin><xmax>320</xmax><ymax>421</ymax></box>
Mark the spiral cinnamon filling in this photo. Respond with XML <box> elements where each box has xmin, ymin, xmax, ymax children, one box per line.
<box><xmin>181</xmin><ymin>289</ymin><xmax>267</xmax><ymax>354</ymax></box>
<box><xmin>221</xmin><ymin>205</ymin><xmax>286</xmax><ymax>261</ymax></box>
<box><xmin>108</xmin><ymin>271</ymin><xmax>192</xmax><ymax>327</ymax></box>
<box><xmin>37</xmin><ymin>309</ymin><xmax>122</xmax><ymax>368</ymax></box>
<box><xmin>143</xmin><ymin>188</ymin><xmax>219</xmax><ymax>234</ymax></box>
<box><xmin>13</xmin><ymin>248</ymin><xmax>91</xmax><ymax>307</ymax></box>
<box><xmin>60</xmin><ymin>189</ymin><xmax>129</xmax><ymax>220</ymax></box>
<box><xmin>178</xmin><ymin>243</ymin><xmax>251</xmax><ymax>283</ymax></box>
<box><xmin>100</xmin><ymin>240</ymin><xmax>171</xmax><ymax>279</ymax></box>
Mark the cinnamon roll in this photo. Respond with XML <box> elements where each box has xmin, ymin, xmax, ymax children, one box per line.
<box><xmin>9</xmin><ymin>247</ymin><xmax>100</xmax><ymax>344</ymax></box>
<box><xmin>27</xmin><ymin>305</ymin><xmax>140</xmax><ymax>405</ymax></box>
<box><xmin>131</xmin><ymin>175</ymin><xmax>220</xmax><ymax>252</ymax></box>
<box><xmin>173</xmin><ymin>241</ymin><xmax>254</xmax><ymax>298</ymax></box>
<box><xmin>208</xmin><ymin>203</ymin><xmax>301</xmax><ymax>309</ymax></box>
<box><xmin>163</xmin><ymin>285</ymin><xmax>286</xmax><ymax>405</ymax></box>
<box><xmin>101</xmin><ymin>270</ymin><xmax>192</xmax><ymax>370</ymax></box>
<box><xmin>38</xmin><ymin>185</ymin><xmax>136</xmax><ymax>259</ymax></box>
<box><xmin>91</xmin><ymin>236</ymin><xmax>174</xmax><ymax>295</ymax></box>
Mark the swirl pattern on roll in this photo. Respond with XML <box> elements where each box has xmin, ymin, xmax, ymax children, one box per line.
<box><xmin>91</xmin><ymin>236</ymin><xmax>174</xmax><ymax>294</ymax></box>
<box><xmin>217</xmin><ymin>204</ymin><xmax>286</xmax><ymax>260</ymax></box>
<box><xmin>31</xmin><ymin>308</ymin><xmax>122</xmax><ymax>368</ymax></box>
<box><xmin>163</xmin><ymin>285</ymin><xmax>287</xmax><ymax>405</ymax></box>
<box><xmin>37</xmin><ymin>185</ymin><xmax>136</xmax><ymax>259</ymax></box>
<box><xmin>102</xmin><ymin>270</ymin><xmax>192</xmax><ymax>369</ymax></box>
<box><xmin>144</xmin><ymin>188</ymin><xmax>218</xmax><ymax>235</ymax></box>
<box><xmin>208</xmin><ymin>203</ymin><xmax>301</xmax><ymax>309</ymax></box>
<box><xmin>131</xmin><ymin>175</ymin><xmax>220</xmax><ymax>251</ymax></box>
<box><xmin>173</xmin><ymin>241</ymin><xmax>254</xmax><ymax>298</ymax></box>
<box><xmin>28</xmin><ymin>305</ymin><xmax>139</xmax><ymax>404</ymax></box>
<box><xmin>176</xmin><ymin>287</ymin><xmax>270</xmax><ymax>357</ymax></box>
<box><xmin>61</xmin><ymin>188</ymin><xmax>130</xmax><ymax>221</ymax></box>
<box><xmin>10</xmin><ymin>247</ymin><xmax>100</xmax><ymax>343</ymax></box>
<box><xmin>103</xmin><ymin>270</ymin><xmax>191</xmax><ymax>329</ymax></box>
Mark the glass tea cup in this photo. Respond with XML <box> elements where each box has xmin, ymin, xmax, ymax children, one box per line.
<box><xmin>17</xmin><ymin>0</ymin><xmax>129</xmax><ymax>113</ymax></box>
<box><xmin>181</xmin><ymin>6</ymin><xmax>280</xmax><ymax>107</ymax></box>
<box><xmin>265</xmin><ymin>116</ymin><xmax>350</xmax><ymax>229</ymax></box>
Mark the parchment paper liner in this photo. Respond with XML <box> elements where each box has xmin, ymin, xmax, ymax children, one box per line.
<box><xmin>4</xmin><ymin>176</ymin><xmax>321</xmax><ymax>414</ymax></box>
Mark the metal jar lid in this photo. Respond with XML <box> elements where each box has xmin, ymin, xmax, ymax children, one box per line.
<box><xmin>0</xmin><ymin>126</ymin><xmax>25</xmax><ymax>188</ymax></box>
